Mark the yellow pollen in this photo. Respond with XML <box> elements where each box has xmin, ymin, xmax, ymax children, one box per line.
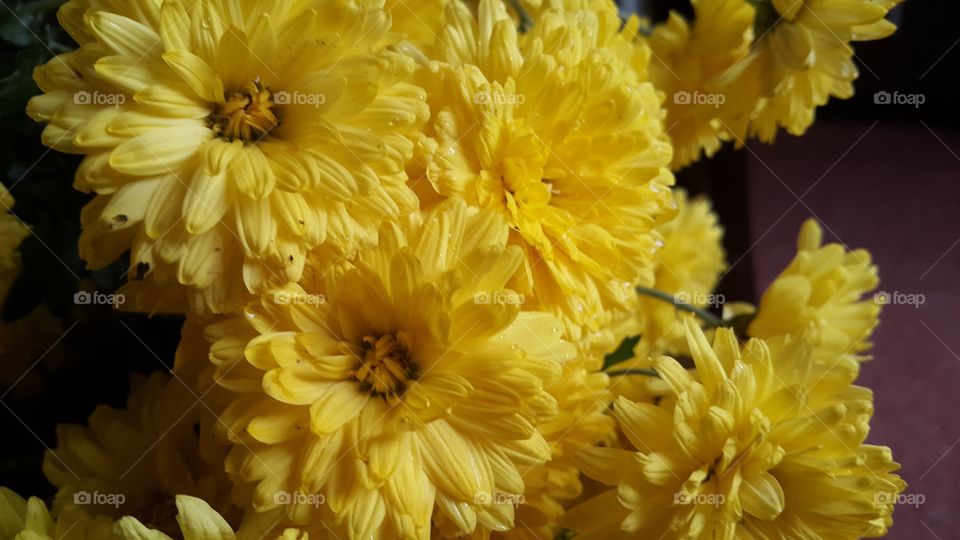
<box><xmin>353</xmin><ymin>333</ymin><xmax>416</xmax><ymax>398</ymax></box>
<box><xmin>209</xmin><ymin>80</ymin><xmax>278</xmax><ymax>142</ymax></box>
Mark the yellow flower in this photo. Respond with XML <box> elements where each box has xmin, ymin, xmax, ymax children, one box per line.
<box><xmin>633</xmin><ymin>190</ymin><xmax>726</xmax><ymax>358</ymax></box>
<box><xmin>0</xmin><ymin>489</ymin><xmax>305</xmax><ymax>540</ymax></box>
<box><xmin>115</xmin><ymin>496</ymin><xmax>309</xmax><ymax>540</ymax></box>
<box><xmin>0</xmin><ymin>488</ymin><xmax>118</xmax><ymax>540</ymax></box>
<box><xmin>0</xmin><ymin>306</ymin><xmax>66</xmax><ymax>396</ymax></box>
<box><xmin>28</xmin><ymin>0</ymin><xmax>428</xmax><ymax>314</ymax></box>
<box><xmin>193</xmin><ymin>200</ymin><xmax>573</xmax><ymax>539</ymax></box>
<box><xmin>43</xmin><ymin>371</ymin><xmax>238</xmax><ymax>536</ymax></box>
<box><xmin>0</xmin><ymin>185</ymin><xmax>62</xmax><ymax>398</ymax></box>
<box><xmin>413</xmin><ymin>0</ymin><xmax>674</xmax><ymax>349</ymax></box>
<box><xmin>609</xmin><ymin>191</ymin><xmax>725</xmax><ymax>403</ymax></box>
<box><xmin>749</xmin><ymin>219</ymin><xmax>880</xmax><ymax>366</ymax></box>
<box><xmin>647</xmin><ymin>0</ymin><xmax>901</xmax><ymax>167</ymax></box>
<box><xmin>566</xmin><ymin>320</ymin><xmax>905</xmax><ymax>539</ymax></box>
<box><xmin>488</xmin><ymin>358</ymin><xmax>613</xmax><ymax>540</ymax></box>
<box><xmin>735</xmin><ymin>0</ymin><xmax>902</xmax><ymax>142</ymax></box>
<box><xmin>645</xmin><ymin>0</ymin><xmax>755</xmax><ymax>169</ymax></box>
<box><xmin>0</xmin><ymin>184</ymin><xmax>29</xmax><ymax>304</ymax></box>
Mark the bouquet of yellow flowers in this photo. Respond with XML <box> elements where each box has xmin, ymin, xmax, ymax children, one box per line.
<box><xmin>0</xmin><ymin>0</ymin><xmax>908</xmax><ymax>538</ymax></box>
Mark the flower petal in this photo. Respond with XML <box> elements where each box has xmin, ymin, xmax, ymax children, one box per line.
<box><xmin>308</xmin><ymin>381</ymin><xmax>367</xmax><ymax>435</ymax></box>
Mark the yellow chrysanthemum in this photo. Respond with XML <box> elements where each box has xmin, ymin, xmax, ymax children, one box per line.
<box><xmin>733</xmin><ymin>0</ymin><xmax>902</xmax><ymax>142</ymax></box>
<box><xmin>566</xmin><ymin>320</ymin><xmax>905</xmax><ymax>539</ymax></box>
<box><xmin>43</xmin><ymin>371</ymin><xmax>237</xmax><ymax>536</ymax></box>
<box><xmin>647</xmin><ymin>0</ymin><xmax>900</xmax><ymax>167</ymax></box>
<box><xmin>190</xmin><ymin>200</ymin><xmax>573</xmax><ymax>539</ymax></box>
<box><xmin>412</xmin><ymin>0</ymin><xmax>674</xmax><ymax>349</ymax></box>
<box><xmin>749</xmin><ymin>219</ymin><xmax>880</xmax><ymax>366</ymax></box>
<box><xmin>488</xmin><ymin>358</ymin><xmax>613</xmax><ymax>540</ymax></box>
<box><xmin>0</xmin><ymin>488</ymin><xmax>118</xmax><ymax>540</ymax></box>
<box><xmin>28</xmin><ymin>0</ymin><xmax>428</xmax><ymax>314</ymax></box>
<box><xmin>609</xmin><ymin>191</ymin><xmax>725</xmax><ymax>402</ymax></box>
<box><xmin>632</xmin><ymin>190</ymin><xmax>726</xmax><ymax>358</ymax></box>
<box><xmin>0</xmin><ymin>489</ymin><xmax>305</xmax><ymax>540</ymax></box>
<box><xmin>0</xmin><ymin>184</ymin><xmax>29</xmax><ymax>304</ymax></box>
<box><xmin>114</xmin><ymin>496</ymin><xmax>309</xmax><ymax>540</ymax></box>
<box><xmin>645</xmin><ymin>0</ymin><xmax>755</xmax><ymax>169</ymax></box>
<box><xmin>0</xmin><ymin>306</ymin><xmax>66</xmax><ymax>396</ymax></box>
<box><xmin>0</xmin><ymin>185</ymin><xmax>63</xmax><ymax>398</ymax></box>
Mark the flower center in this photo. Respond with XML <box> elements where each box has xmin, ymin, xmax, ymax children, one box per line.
<box><xmin>208</xmin><ymin>80</ymin><xmax>278</xmax><ymax>142</ymax></box>
<box><xmin>354</xmin><ymin>333</ymin><xmax>416</xmax><ymax>399</ymax></box>
<box><xmin>479</xmin><ymin>122</ymin><xmax>555</xmax><ymax>224</ymax></box>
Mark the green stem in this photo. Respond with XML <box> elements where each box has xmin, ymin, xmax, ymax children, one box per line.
<box><xmin>507</xmin><ymin>0</ymin><xmax>532</xmax><ymax>33</ymax></box>
<box><xmin>635</xmin><ymin>286</ymin><xmax>726</xmax><ymax>328</ymax></box>
<box><xmin>604</xmin><ymin>368</ymin><xmax>660</xmax><ymax>378</ymax></box>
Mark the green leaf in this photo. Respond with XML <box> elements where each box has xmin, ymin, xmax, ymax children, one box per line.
<box><xmin>602</xmin><ymin>334</ymin><xmax>641</xmax><ymax>370</ymax></box>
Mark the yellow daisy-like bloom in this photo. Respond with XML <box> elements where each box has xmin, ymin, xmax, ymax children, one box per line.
<box><xmin>566</xmin><ymin>320</ymin><xmax>905</xmax><ymax>539</ymax></box>
<box><xmin>645</xmin><ymin>0</ymin><xmax>755</xmax><ymax>169</ymax></box>
<box><xmin>0</xmin><ymin>489</ymin><xmax>306</xmax><ymax>540</ymax></box>
<box><xmin>646</xmin><ymin>0</ymin><xmax>900</xmax><ymax>167</ymax></box>
<box><xmin>28</xmin><ymin>0</ymin><xmax>428</xmax><ymax>314</ymax></box>
<box><xmin>632</xmin><ymin>190</ymin><xmax>726</xmax><ymax>358</ymax></box>
<box><xmin>735</xmin><ymin>0</ymin><xmax>902</xmax><ymax>142</ymax></box>
<box><xmin>0</xmin><ymin>185</ymin><xmax>62</xmax><ymax>398</ymax></box>
<box><xmin>488</xmin><ymin>358</ymin><xmax>613</xmax><ymax>540</ymax></box>
<box><xmin>43</xmin><ymin>371</ymin><xmax>238</xmax><ymax>536</ymax></box>
<box><xmin>115</xmin><ymin>496</ymin><xmax>309</xmax><ymax>540</ymax></box>
<box><xmin>0</xmin><ymin>487</ymin><xmax>118</xmax><ymax>540</ymax></box>
<box><xmin>413</xmin><ymin>0</ymin><xmax>675</xmax><ymax>349</ymax></box>
<box><xmin>0</xmin><ymin>184</ymin><xmax>29</xmax><ymax>304</ymax></box>
<box><xmin>0</xmin><ymin>306</ymin><xmax>66</xmax><ymax>397</ymax></box>
<box><xmin>749</xmin><ymin>219</ymin><xmax>880</xmax><ymax>365</ymax></box>
<box><xmin>609</xmin><ymin>191</ymin><xmax>725</xmax><ymax>403</ymax></box>
<box><xmin>196</xmin><ymin>201</ymin><xmax>573</xmax><ymax>539</ymax></box>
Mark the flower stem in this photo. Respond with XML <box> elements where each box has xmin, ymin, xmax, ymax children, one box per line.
<box><xmin>605</xmin><ymin>368</ymin><xmax>660</xmax><ymax>378</ymax></box>
<box><xmin>635</xmin><ymin>286</ymin><xmax>726</xmax><ymax>328</ymax></box>
<box><xmin>507</xmin><ymin>0</ymin><xmax>532</xmax><ymax>32</ymax></box>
